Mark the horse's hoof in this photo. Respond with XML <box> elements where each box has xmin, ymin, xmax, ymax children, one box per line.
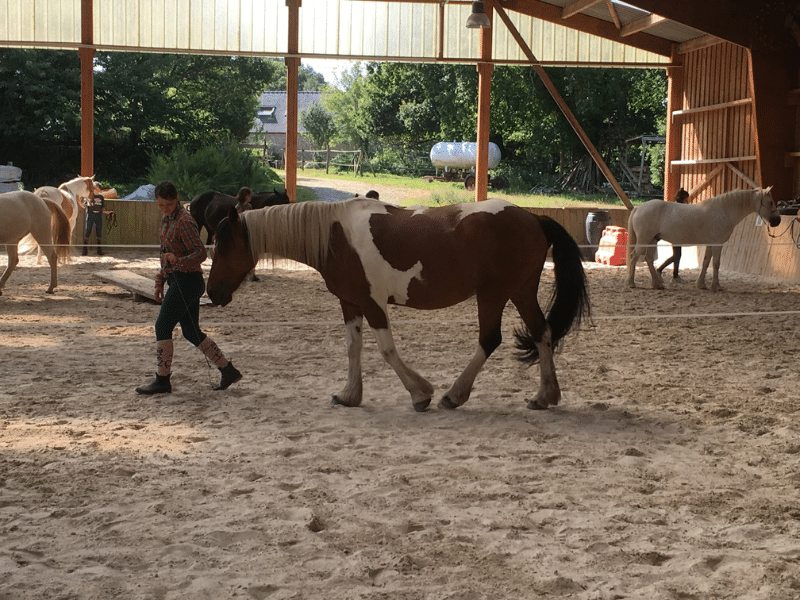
<box><xmin>413</xmin><ymin>398</ymin><xmax>431</xmax><ymax>412</ymax></box>
<box><xmin>330</xmin><ymin>395</ymin><xmax>347</xmax><ymax>407</ymax></box>
<box><xmin>438</xmin><ymin>395</ymin><xmax>459</xmax><ymax>410</ymax></box>
<box><xmin>527</xmin><ymin>400</ymin><xmax>549</xmax><ymax>410</ymax></box>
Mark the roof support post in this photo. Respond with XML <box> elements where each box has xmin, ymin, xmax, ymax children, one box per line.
<box><xmin>489</xmin><ymin>0</ymin><xmax>633</xmax><ymax>209</ymax></box>
<box><xmin>284</xmin><ymin>0</ymin><xmax>301</xmax><ymax>202</ymax></box>
<box><xmin>80</xmin><ymin>0</ymin><xmax>94</xmax><ymax>178</ymax></box>
<box><xmin>664</xmin><ymin>44</ymin><xmax>683</xmax><ymax>201</ymax></box>
<box><xmin>474</xmin><ymin>5</ymin><xmax>493</xmax><ymax>202</ymax></box>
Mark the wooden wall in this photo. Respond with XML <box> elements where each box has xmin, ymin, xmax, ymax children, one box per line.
<box><xmin>72</xmin><ymin>200</ymin><xmax>162</xmax><ymax>251</ymax></box>
<box><xmin>668</xmin><ymin>41</ymin><xmax>800</xmax><ymax>283</ymax></box>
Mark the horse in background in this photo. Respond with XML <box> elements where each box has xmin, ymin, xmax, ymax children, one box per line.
<box><xmin>190</xmin><ymin>187</ymin><xmax>291</xmax><ymax>245</ymax></box>
<box><xmin>626</xmin><ymin>187</ymin><xmax>781</xmax><ymax>292</ymax></box>
<box><xmin>206</xmin><ymin>198</ymin><xmax>590</xmax><ymax>412</ymax></box>
<box><xmin>0</xmin><ymin>191</ymin><xmax>72</xmax><ymax>295</ymax></box>
<box><xmin>20</xmin><ymin>175</ymin><xmax>95</xmax><ymax>260</ymax></box>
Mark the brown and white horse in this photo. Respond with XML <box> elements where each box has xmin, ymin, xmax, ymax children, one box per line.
<box><xmin>207</xmin><ymin>198</ymin><xmax>590</xmax><ymax>412</ymax></box>
<box><xmin>627</xmin><ymin>187</ymin><xmax>781</xmax><ymax>291</ymax></box>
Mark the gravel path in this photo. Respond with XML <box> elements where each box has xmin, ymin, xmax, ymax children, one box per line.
<box><xmin>296</xmin><ymin>174</ymin><xmax>435</xmax><ymax>204</ymax></box>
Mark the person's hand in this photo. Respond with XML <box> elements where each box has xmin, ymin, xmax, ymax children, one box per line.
<box><xmin>154</xmin><ymin>285</ymin><xmax>164</xmax><ymax>303</ymax></box>
<box><xmin>164</xmin><ymin>252</ymin><xmax>177</xmax><ymax>266</ymax></box>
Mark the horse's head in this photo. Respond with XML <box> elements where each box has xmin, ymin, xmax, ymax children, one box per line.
<box><xmin>207</xmin><ymin>206</ymin><xmax>257</xmax><ymax>307</ymax></box>
<box><xmin>756</xmin><ymin>186</ymin><xmax>781</xmax><ymax>227</ymax></box>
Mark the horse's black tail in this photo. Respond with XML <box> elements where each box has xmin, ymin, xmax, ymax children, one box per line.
<box><xmin>515</xmin><ymin>215</ymin><xmax>591</xmax><ymax>365</ymax></box>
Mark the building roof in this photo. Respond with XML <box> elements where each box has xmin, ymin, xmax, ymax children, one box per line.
<box><xmin>255</xmin><ymin>91</ymin><xmax>325</xmax><ymax>134</ymax></box>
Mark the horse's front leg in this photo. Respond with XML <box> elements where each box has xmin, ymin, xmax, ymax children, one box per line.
<box><xmin>371</xmin><ymin>324</ymin><xmax>434</xmax><ymax>413</ymax></box>
<box><xmin>331</xmin><ymin>302</ymin><xmax>364</xmax><ymax>407</ymax></box>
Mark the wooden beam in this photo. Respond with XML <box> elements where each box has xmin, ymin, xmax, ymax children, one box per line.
<box><xmin>671</xmin><ymin>97</ymin><xmax>752</xmax><ymax>118</ymax></box>
<box><xmin>686</xmin><ymin>165</ymin><xmax>724</xmax><ymax>201</ymax></box>
<box><xmin>489</xmin><ymin>0</ymin><xmax>633</xmax><ymax>209</ymax></box>
<box><xmin>671</xmin><ymin>156</ymin><xmax>756</xmax><ymax>166</ymax></box>
<box><xmin>604</xmin><ymin>0</ymin><xmax>622</xmax><ymax>30</ymax></box>
<box><xmin>726</xmin><ymin>162</ymin><xmax>758</xmax><ymax>189</ymax></box>
<box><xmin>80</xmin><ymin>0</ymin><xmax>94</xmax><ymax>178</ymax></box>
<box><xmin>678</xmin><ymin>34</ymin><xmax>724</xmax><ymax>54</ymax></box>
<box><xmin>663</xmin><ymin>45</ymin><xmax>683</xmax><ymax>202</ymax></box>
<box><xmin>620</xmin><ymin>14</ymin><xmax>666</xmax><ymax>37</ymax></box>
<box><xmin>561</xmin><ymin>0</ymin><xmax>603</xmax><ymax>20</ymax></box>
<box><xmin>501</xmin><ymin>0</ymin><xmax>672</xmax><ymax>57</ymax></box>
<box><xmin>474</xmin><ymin>5</ymin><xmax>493</xmax><ymax>202</ymax></box>
<box><xmin>284</xmin><ymin>0</ymin><xmax>301</xmax><ymax>202</ymax></box>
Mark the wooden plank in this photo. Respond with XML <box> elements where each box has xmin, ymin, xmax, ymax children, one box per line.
<box><xmin>621</xmin><ymin>14</ymin><xmax>666</xmax><ymax>37</ymax></box>
<box><xmin>671</xmin><ymin>156</ymin><xmax>756</xmax><ymax>166</ymax></box>
<box><xmin>95</xmin><ymin>269</ymin><xmax>212</xmax><ymax>305</ymax></box>
<box><xmin>560</xmin><ymin>0</ymin><xmax>603</xmax><ymax>20</ymax></box>
<box><xmin>672</xmin><ymin>97</ymin><xmax>752</xmax><ymax>118</ymax></box>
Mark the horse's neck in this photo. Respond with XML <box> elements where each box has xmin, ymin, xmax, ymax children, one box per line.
<box><xmin>707</xmin><ymin>190</ymin><xmax>755</xmax><ymax>223</ymax></box>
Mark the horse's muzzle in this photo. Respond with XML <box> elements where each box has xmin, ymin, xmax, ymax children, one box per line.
<box><xmin>207</xmin><ymin>285</ymin><xmax>232</xmax><ymax>307</ymax></box>
<box><xmin>769</xmin><ymin>215</ymin><xmax>782</xmax><ymax>227</ymax></box>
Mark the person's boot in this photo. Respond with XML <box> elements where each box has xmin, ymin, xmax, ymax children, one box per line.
<box><xmin>81</xmin><ymin>243</ymin><xmax>88</xmax><ymax>256</ymax></box>
<box><xmin>135</xmin><ymin>373</ymin><xmax>172</xmax><ymax>395</ymax></box>
<box><xmin>215</xmin><ymin>362</ymin><xmax>242</xmax><ymax>390</ymax></box>
<box><xmin>96</xmin><ymin>240</ymin><xmax>104</xmax><ymax>256</ymax></box>
<box><xmin>136</xmin><ymin>340</ymin><xmax>173</xmax><ymax>394</ymax></box>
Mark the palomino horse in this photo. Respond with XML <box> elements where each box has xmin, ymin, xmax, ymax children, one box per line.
<box><xmin>207</xmin><ymin>198</ymin><xmax>590</xmax><ymax>412</ymax></box>
<box><xmin>189</xmin><ymin>188</ymin><xmax>291</xmax><ymax>245</ymax></box>
<box><xmin>627</xmin><ymin>187</ymin><xmax>781</xmax><ymax>292</ymax></box>
<box><xmin>0</xmin><ymin>191</ymin><xmax>72</xmax><ymax>295</ymax></box>
<box><xmin>21</xmin><ymin>175</ymin><xmax>95</xmax><ymax>259</ymax></box>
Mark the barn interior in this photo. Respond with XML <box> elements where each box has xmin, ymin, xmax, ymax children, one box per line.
<box><xmin>2</xmin><ymin>0</ymin><xmax>800</xmax><ymax>281</ymax></box>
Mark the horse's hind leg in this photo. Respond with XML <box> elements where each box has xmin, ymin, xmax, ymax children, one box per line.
<box><xmin>0</xmin><ymin>245</ymin><xmax>19</xmax><ymax>296</ymax></box>
<box><xmin>644</xmin><ymin>245</ymin><xmax>664</xmax><ymax>289</ymax></box>
<box><xmin>43</xmin><ymin>246</ymin><xmax>58</xmax><ymax>294</ymax></box>
<box><xmin>331</xmin><ymin>301</ymin><xmax>365</xmax><ymax>407</ymax></box>
<box><xmin>439</xmin><ymin>292</ymin><xmax>506</xmax><ymax>410</ymax></box>
<box><xmin>511</xmin><ymin>286</ymin><xmax>560</xmax><ymax>409</ymax></box>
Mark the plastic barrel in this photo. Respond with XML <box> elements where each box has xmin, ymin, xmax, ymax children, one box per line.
<box><xmin>585</xmin><ymin>210</ymin><xmax>612</xmax><ymax>260</ymax></box>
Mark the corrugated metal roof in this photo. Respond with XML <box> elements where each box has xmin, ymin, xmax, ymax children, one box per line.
<box><xmin>0</xmin><ymin>0</ymin><xmax>696</xmax><ymax>65</ymax></box>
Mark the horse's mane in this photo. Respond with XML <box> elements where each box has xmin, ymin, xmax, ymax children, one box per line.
<box><xmin>241</xmin><ymin>200</ymin><xmax>354</xmax><ymax>271</ymax></box>
<box><xmin>702</xmin><ymin>187</ymin><xmax>767</xmax><ymax>209</ymax></box>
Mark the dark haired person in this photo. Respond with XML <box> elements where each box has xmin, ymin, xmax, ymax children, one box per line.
<box><xmin>135</xmin><ymin>180</ymin><xmax>242</xmax><ymax>395</ymax></box>
<box><xmin>657</xmin><ymin>188</ymin><xmax>690</xmax><ymax>282</ymax></box>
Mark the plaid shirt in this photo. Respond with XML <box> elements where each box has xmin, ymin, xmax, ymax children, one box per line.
<box><xmin>156</xmin><ymin>203</ymin><xmax>207</xmax><ymax>288</ymax></box>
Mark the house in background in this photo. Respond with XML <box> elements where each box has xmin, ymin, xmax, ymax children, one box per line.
<box><xmin>250</xmin><ymin>91</ymin><xmax>327</xmax><ymax>161</ymax></box>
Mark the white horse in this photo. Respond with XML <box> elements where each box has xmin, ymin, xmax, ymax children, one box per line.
<box><xmin>0</xmin><ymin>191</ymin><xmax>72</xmax><ymax>295</ymax></box>
<box><xmin>626</xmin><ymin>187</ymin><xmax>781</xmax><ymax>292</ymax></box>
<box><xmin>20</xmin><ymin>175</ymin><xmax>94</xmax><ymax>259</ymax></box>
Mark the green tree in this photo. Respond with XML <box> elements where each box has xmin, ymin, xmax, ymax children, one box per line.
<box><xmin>266</xmin><ymin>61</ymin><xmax>329</xmax><ymax>91</ymax></box>
<box><xmin>299</xmin><ymin>101</ymin><xmax>337</xmax><ymax>172</ymax></box>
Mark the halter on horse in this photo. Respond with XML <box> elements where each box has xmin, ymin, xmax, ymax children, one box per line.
<box><xmin>207</xmin><ymin>198</ymin><xmax>590</xmax><ymax>412</ymax></box>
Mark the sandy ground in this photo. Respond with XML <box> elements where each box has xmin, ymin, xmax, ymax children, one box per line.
<box><xmin>2</xmin><ymin>199</ymin><xmax>800</xmax><ymax>599</ymax></box>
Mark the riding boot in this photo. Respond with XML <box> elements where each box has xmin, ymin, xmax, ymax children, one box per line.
<box><xmin>96</xmin><ymin>239</ymin><xmax>104</xmax><ymax>256</ymax></box>
<box><xmin>216</xmin><ymin>362</ymin><xmax>242</xmax><ymax>391</ymax></box>
<box><xmin>82</xmin><ymin>239</ymin><xmax>89</xmax><ymax>256</ymax></box>
<box><xmin>198</xmin><ymin>336</ymin><xmax>242</xmax><ymax>390</ymax></box>
<box><xmin>135</xmin><ymin>340</ymin><xmax>173</xmax><ymax>394</ymax></box>
<box><xmin>135</xmin><ymin>373</ymin><xmax>171</xmax><ymax>395</ymax></box>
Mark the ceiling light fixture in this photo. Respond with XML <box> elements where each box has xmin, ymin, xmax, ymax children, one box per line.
<box><xmin>466</xmin><ymin>1</ymin><xmax>491</xmax><ymax>29</ymax></box>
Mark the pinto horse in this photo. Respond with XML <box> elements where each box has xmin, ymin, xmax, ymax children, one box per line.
<box><xmin>627</xmin><ymin>187</ymin><xmax>781</xmax><ymax>292</ymax></box>
<box><xmin>0</xmin><ymin>191</ymin><xmax>72</xmax><ymax>296</ymax></box>
<box><xmin>189</xmin><ymin>188</ymin><xmax>290</xmax><ymax>245</ymax></box>
<box><xmin>207</xmin><ymin>198</ymin><xmax>590</xmax><ymax>412</ymax></box>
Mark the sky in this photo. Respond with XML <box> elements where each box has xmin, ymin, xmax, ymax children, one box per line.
<box><xmin>301</xmin><ymin>59</ymin><xmax>358</xmax><ymax>87</ymax></box>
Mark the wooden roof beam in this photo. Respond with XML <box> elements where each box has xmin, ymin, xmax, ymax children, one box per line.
<box><xmin>620</xmin><ymin>14</ymin><xmax>666</xmax><ymax>37</ymax></box>
<box><xmin>500</xmin><ymin>0</ymin><xmax>673</xmax><ymax>56</ymax></box>
<box><xmin>561</xmin><ymin>0</ymin><xmax>603</xmax><ymax>20</ymax></box>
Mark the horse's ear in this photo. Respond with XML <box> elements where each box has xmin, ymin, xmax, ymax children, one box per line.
<box><xmin>764</xmin><ymin>185</ymin><xmax>773</xmax><ymax>193</ymax></box>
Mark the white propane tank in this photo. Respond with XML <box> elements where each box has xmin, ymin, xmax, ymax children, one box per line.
<box><xmin>430</xmin><ymin>142</ymin><xmax>501</xmax><ymax>170</ymax></box>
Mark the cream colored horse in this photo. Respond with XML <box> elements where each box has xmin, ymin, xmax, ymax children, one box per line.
<box><xmin>0</xmin><ymin>191</ymin><xmax>72</xmax><ymax>295</ymax></box>
<box><xmin>626</xmin><ymin>187</ymin><xmax>781</xmax><ymax>292</ymax></box>
<box><xmin>20</xmin><ymin>175</ymin><xmax>94</xmax><ymax>259</ymax></box>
